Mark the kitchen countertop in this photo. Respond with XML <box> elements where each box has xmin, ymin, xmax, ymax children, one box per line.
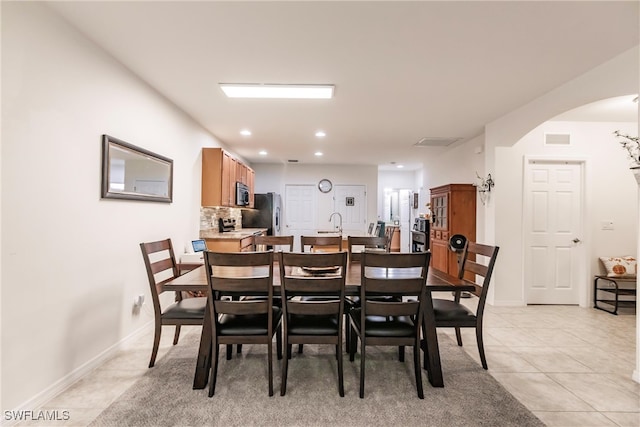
<box><xmin>200</xmin><ymin>228</ymin><xmax>267</xmax><ymax>240</ymax></box>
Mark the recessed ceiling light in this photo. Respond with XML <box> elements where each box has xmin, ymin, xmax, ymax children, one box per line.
<box><xmin>240</xmin><ymin>129</ymin><xmax>252</xmax><ymax>136</ymax></box>
<box><xmin>220</xmin><ymin>84</ymin><xmax>334</xmax><ymax>99</ymax></box>
<box><xmin>315</xmin><ymin>131</ymin><xmax>326</xmax><ymax>137</ymax></box>
<box><xmin>314</xmin><ymin>151</ymin><xmax>323</xmax><ymax>157</ymax></box>
<box><xmin>397</xmin><ymin>164</ymin><xmax>404</xmax><ymax>169</ymax></box>
<box><xmin>259</xmin><ymin>150</ymin><xmax>267</xmax><ymax>156</ymax></box>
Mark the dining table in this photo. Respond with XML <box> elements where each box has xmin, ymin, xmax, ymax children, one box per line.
<box><xmin>163</xmin><ymin>261</ymin><xmax>475</xmax><ymax>389</ymax></box>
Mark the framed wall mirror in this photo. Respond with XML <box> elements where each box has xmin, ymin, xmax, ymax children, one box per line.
<box><xmin>101</xmin><ymin>135</ymin><xmax>173</xmax><ymax>203</ymax></box>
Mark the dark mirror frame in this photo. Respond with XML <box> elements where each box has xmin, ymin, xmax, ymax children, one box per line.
<box><xmin>101</xmin><ymin>135</ymin><xmax>173</xmax><ymax>203</ymax></box>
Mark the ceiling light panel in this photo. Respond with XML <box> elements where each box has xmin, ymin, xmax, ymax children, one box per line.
<box><xmin>220</xmin><ymin>84</ymin><xmax>334</xmax><ymax>99</ymax></box>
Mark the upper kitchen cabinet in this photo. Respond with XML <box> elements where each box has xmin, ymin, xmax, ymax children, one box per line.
<box><xmin>201</xmin><ymin>148</ymin><xmax>254</xmax><ymax>207</ymax></box>
<box><xmin>429</xmin><ymin>184</ymin><xmax>476</xmax><ymax>277</ymax></box>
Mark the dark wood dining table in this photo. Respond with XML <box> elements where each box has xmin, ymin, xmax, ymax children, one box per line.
<box><xmin>163</xmin><ymin>261</ymin><xmax>474</xmax><ymax>389</ymax></box>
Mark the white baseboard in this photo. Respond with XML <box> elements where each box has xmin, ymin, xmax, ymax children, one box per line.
<box><xmin>2</xmin><ymin>321</ymin><xmax>153</xmax><ymax>427</ymax></box>
<box><xmin>489</xmin><ymin>300</ymin><xmax>526</xmax><ymax>307</ymax></box>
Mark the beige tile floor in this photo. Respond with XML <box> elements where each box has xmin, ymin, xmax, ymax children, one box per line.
<box><xmin>16</xmin><ymin>303</ymin><xmax>639</xmax><ymax>427</ymax></box>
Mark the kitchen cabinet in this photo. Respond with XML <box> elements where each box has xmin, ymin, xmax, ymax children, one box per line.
<box><xmin>429</xmin><ymin>184</ymin><xmax>476</xmax><ymax>277</ymax></box>
<box><xmin>202</xmin><ymin>148</ymin><xmax>254</xmax><ymax>207</ymax></box>
<box><xmin>202</xmin><ymin>229</ymin><xmax>266</xmax><ymax>253</ymax></box>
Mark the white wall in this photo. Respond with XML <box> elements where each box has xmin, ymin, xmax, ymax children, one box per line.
<box><xmin>494</xmin><ymin>121</ymin><xmax>638</xmax><ymax>306</ymax></box>
<box><xmin>1</xmin><ymin>3</ymin><xmax>223</xmax><ymax>410</ymax></box>
<box><xmin>485</xmin><ymin>47</ymin><xmax>639</xmax><ymax>306</ymax></box>
<box><xmin>251</xmin><ymin>163</ymin><xmax>377</xmax><ymax>232</ymax></box>
<box><xmin>419</xmin><ymin>134</ymin><xmax>487</xmax><ymax>242</ymax></box>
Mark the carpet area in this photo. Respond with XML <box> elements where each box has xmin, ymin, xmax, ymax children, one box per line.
<box><xmin>90</xmin><ymin>332</ymin><xmax>543</xmax><ymax>426</ymax></box>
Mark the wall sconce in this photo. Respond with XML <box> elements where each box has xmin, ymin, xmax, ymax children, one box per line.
<box><xmin>475</xmin><ymin>172</ymin><xmax>495</xmax><ymax>206</ymax></box>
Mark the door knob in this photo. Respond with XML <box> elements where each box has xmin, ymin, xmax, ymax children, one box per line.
<box><xmin>572</xmin><ymin>238</ymin><xmax>581</xmax><ymax>243</ymax></box>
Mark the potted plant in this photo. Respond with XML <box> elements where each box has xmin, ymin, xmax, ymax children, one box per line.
<box><xmin>614</xmin><ymin>130</ymin><xmax>640</xmax><ymax>184</ymax></box>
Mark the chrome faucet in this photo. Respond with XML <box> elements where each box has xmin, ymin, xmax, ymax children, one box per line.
<box><xmin>329</xmin><ymin>212</ymin><xmax>343</xmax><ymax>235</ymax></box>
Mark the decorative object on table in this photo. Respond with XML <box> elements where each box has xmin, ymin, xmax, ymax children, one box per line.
<box><xmin>318</xmin><ymin>178</ymin><xmax>332</xmax><ymax>193</ymax></box>
<box><xmin>102</xmin><ymin>135</ymin><xmax>173</xmax><ymax>203</ymax></box>
<box><xmin>474</xmin><ymin>172</ymin><xmax>495</xmax><ymax>206</ymax></box>
<box><xmin>614</xmin><ymin>130</ymin><xmax>640</xmax><ymax>184</ymax></box>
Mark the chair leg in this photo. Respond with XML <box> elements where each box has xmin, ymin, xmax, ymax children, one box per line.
<box><xmin>237</xmin><ymin>344</ymin><xmax>242</xmax><ymax>354</ymax></box>
<box><xmin>359</xmin><ymin>339</ymin><xmax>366</xmax><ymax>398</ymax></box>
<box><xmin>349</xmin><ymin>324</ymin><xmax>357</xmax><ymax>362</ymax></box>
<box><xmin>298</xmin><ymin>344</ymin><xmax>304</xmax><ymax>354</ymax></box>
<box><xmin>455</xmin><ymin>327</ymin><xmax>463</xmax><ymax>346</ymax></box>
<box><xmin>267</xmin><ymin>340</ymin><xmax>274</xmax><ymax>397</ymax></box>
<box><xmin>337</xmin><ymin>338</ymin><xmax>344</xmax><ymax>397</ymax></box>
<box><xmin>476</xmin><ymin>327</ymin><xmax>488</xmax><ymax>370</ymax></box>
<box><xmin>226</xmin><ymin>344</ymin><xmax>233</xmax><ymax>360</ymax></box>
<box><xmin>208</xmin><ymin>343</ymin><xmax>220</xmax><ymax>397</ymax></box>
<box><xmin>173</xmin><ymin>325</ymin><xmax>181</xmax><ymax>345</ymax></box>
<box><xmin>281</xmin><ymin>337</ymin><xmax>289</xmax><ymax>396</ymax></box>
<box><xmin>149</xmin><ymin>322</ymin><xmax>161</xmax><ymax>368</ymax></box>
<box><xmin>398</xmin><ymin>346</ymin><xmax>405</xmax><ymax>362</ymax></box>
<box><xmin>413</xmin><ymin>341</ymin><xmax>424</xmax><ymax>399</ymax></box>
<box><xmin>344</xmin><ymin>314</ymin><xmax>350</xmax><ymax>353</ymax></box>
<box><xmin>276</xmin><ymin>327</ymin><xmax>283</xmax><ymax>360</ymax></box>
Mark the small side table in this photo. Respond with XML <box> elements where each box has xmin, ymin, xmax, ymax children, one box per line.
<box><xmin>593</xmin><ymin>275</ymin><xmax>637</xmax><ymax>315</ymax></box>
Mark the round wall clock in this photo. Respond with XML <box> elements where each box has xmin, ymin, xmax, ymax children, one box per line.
<box><xmin>318</xmin><ymin>179</ymin><xmax>333</xmax><ymax>193</ymax></box>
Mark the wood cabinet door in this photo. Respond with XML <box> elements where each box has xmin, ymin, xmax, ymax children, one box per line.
<box><xmin>201</xmin><ymin>148</ymin><xmax>223</xmax><ymax>206</ymax></box>
<box><xmin>221</xmin><ymin>151</ymin><xmax>232</xmax><ymax>206</ymax></box>
<box><xmin>431</xmin><ymin>239</ymin><xmax>448</xmax><ymax>273</ymax></box>
<box><xmin>247</xmin><ymin>168</ymin><xmax>255</xmax><ymax>207</ymax></box>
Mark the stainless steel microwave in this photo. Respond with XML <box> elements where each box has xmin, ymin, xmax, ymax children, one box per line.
<box><xmin>236</xmin><ymin>182</ymin><xmax>250</xmax><ymax>206</ymax></box>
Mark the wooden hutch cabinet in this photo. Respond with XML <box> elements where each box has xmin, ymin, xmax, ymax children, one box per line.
<box><xmin>429</xmin><ymin>184</ymin><xmax>476</xmax><ymax>276</ymax></box>
<box><xmin>201</xmin><ymin>148</ymin><xmax>254</xmax><ymax>207</ymax></box>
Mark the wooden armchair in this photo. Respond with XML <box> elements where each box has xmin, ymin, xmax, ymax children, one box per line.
<box><xmin>431</xmin><ymin>241</ymin><xmax>499</xmax><ymax>370</ymax></box>
<box><xmin>349</xmin><ymin>251</ymin><xmax>431</xmax><ymax>398</ymax></box>
<box><xmin>140</xmin><ymin>239</ymin><xmax>206</xmax><ymax>368</ymax></box>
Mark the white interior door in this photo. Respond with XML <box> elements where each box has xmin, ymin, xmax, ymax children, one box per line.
<box><xmin>333</xmin><ymin>185</ymin><xmax>367</xmax><ymax>235</ymax></box>
<box><xmin>284</xmin><ymin>185</ymin><xmax>317</xmax><ymax>251</ymax></box>
<box><xmin>524</xmin><ymin>160</ymin><xmax>584</xmax><ymax>304</ymax></box>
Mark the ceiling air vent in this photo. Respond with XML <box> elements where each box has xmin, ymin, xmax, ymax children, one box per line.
<box><xmin>287</xmin><ymin>159</ymin><xmax>299</xmax><ymax>163</ymax></box>
<box><xmin>414</xmin><ymin>137</ymin><xmax>463</xmax><ymax>147</ymax></box>
<box><xmin>545</xmin><ymin>133</ymin><xmax>571</xmax><ymax>145</ymax></box>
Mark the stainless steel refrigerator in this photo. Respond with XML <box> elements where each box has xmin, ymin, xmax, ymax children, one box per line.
<box><xmin>241</xmin><ymin>193</ymin><xmax>282</xmax><ymax>235</ymax></box>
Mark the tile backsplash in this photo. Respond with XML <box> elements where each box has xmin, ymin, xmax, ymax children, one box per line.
<box><xmin>200</xmin><ymin>207</ymin><xmax>242</xmax><ymax>230</ymax></box>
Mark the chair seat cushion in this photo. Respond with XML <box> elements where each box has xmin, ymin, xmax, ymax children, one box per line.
<box><xmin>162</xmin><ymin>297</ymin><xmax>207</xmax><ymax>319</ymax></box>
<box><xmin>288</xmin><ymin>314</ymin><xmax>339</xmax><ymax>335</ymax></box>
<box><xmin>350</xmin><ymin>309</ymin><xmax>415</xmax><ymax>337</ymax></box>
<box><xmin>432</xmin><ymin>299</ymin><xmax>477</xmax><ymax>322</ymax></box>
<box><xmin>218</xmin><ymin>307</ymin><xmax>282</xmax><ymax>335</ymax></box>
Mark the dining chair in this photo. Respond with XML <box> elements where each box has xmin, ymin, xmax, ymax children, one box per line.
<box><xmin>254</xmin><ymin>234</ymin><xmax>294</xmax><ymax>252</ymax></box>
<box><xmin>278</xmin><ymin>251</ymin><xmax>348</xmax><ymax>396</ymax></box>
<box><xmin>203</xmin><ymin>250</ymin><xmax>282</xmax><ymax>397</ymax></box>
<box><xmin>300</xmin><ymin>235</ymin><xmax>343</xmax><ymax>252</ymax></box>
<box><xmin>140</xmin><ymin>239</ymin><xmax>206</xmax><ymax>368</ymax></box>
<box><xmin>349</xmin><ymin>251</ymin><xmax>431</xmax><ymax>399</ymax></box>
<box><xmin>431</xmin><ymin>241</ymin><xmax>499</xmax><ymax>370</ymax></box>
<box><xmin>347</xmin><ymin>235</ymin><xmax>388</xmax><ymax>263</ymax></box>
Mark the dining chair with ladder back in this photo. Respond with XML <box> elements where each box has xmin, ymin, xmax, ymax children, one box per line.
<box><xmin>431</xmin><ymin>241</ymin><xmax>499</xmax><ymax>370</ymax></box>
<box><xmin>278</xmin><ymin>251</ymin><xmax>348</xmax><ymax>396</ymax></box>
<box><xmin>349</xmin><ymin>251</ymin><xmax>431</xmax><ymax>399</ymax></box>
<box><xmin>347</xmin><ymin>236</ymin><xmax>388</xmax><ymax>263</ymax></box>
<box><xmin>254</xmin><ymin>235</ymin><xmax>294</xmax><ymax>252</ymax></box>
<box><xmin>235</xmin><ymin>234</ymin><xmax>293</xmax><ymax>356</ymax></box>
<box><xmin>140</xmin><ymin>239</ymin><xmax>207</xmax><ymax>368</ymax></box>
<box><xmin>298</xmin><ymin>235</ymin><xmax>346</xmax><ymax>354</ymax></box>
<box><xmin>300</xmin><ymin>235</ymin><xmax>343</xmax><ymax>253</ymax></box>
<box><xmin>203</xmin><ymin>250</ymin><xmax>282</xmax><ymax>397</ymax></box>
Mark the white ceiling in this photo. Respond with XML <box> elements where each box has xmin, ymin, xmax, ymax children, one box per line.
<box><xmin>47</xmin><ymin>1</ymin><xmax>639</xmax><ymax>171</ymax></box>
